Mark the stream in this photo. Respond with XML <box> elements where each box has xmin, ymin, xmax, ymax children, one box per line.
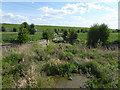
<box><xmin>55</xmin><ymin>74</ymin><xmax>90</xmax><ymax>88</ymax></box>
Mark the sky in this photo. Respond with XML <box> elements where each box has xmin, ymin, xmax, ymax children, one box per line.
<box><xmin>1</xmin><ymin>0</ymin><xmax>119</xmax><ymax>29</ymax></box>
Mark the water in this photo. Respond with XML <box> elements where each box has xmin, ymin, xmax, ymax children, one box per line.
<box><xmin>55</xmin><ymin>74</ymin><xmax>90</xmax><ymax>88</ymax></box>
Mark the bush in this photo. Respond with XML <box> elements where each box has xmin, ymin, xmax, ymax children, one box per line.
<box><xmin>29</xmin><ymin>24</ymin><xmax>36</xmax><ymax>34</ymax></box>
<box><xmin>87</xmin><ymin>24</ymin><xmax>110</xmax><ymax>47</ymax></box>
<box><xmin>42</xmin><ymin>29</ymin><xmax>54</xmax><ymax>40</ymax></box>
<box><xmin>13</xmin><ymin>27</ymin><xmax>17</xmax><ymax>32</ymax></box>
<box><xmin>45</xmin><ymin>43</ymin><xmax>57</xmax><ymax>55</ymax></box>
<box><xmin>2</xmin><ymin>53</ymin><xmax>26</xmax><ymax>88</ymax></box>
<box><xmin>1</xmin><ymin>26</ymin><xmax>6</xmax><ymax>32</ymax></box>
<box><xmin>17</xmin><ymin>28</ymin><xmax>29</xmax><ymax>43</ymax></box>
<box><xmin>59</xmin><ymin>52</ymin><xmax>74</xmax><ymax>60</ymax></box>
<box><xmin>43</xmin><ymin>61</ymin><xmax>78</xmax><ymax>77</ymax></box>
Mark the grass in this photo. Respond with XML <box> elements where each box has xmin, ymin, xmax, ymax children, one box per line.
<box><xmin>2</xmin><ymin>41</ymin><xmax>119</xmax><ymax>88</ymax></box>
<box><xmin>1</xmin><ymin>23</ymin><xmax>89</xmax><ymax>32</ymax></box>
<box><xmin>1</xmin><ymin>32</ymin><xmax>42</xmax><ymax>43</ymax></box>
<box><xmin>1</xmin><ymin>32</ymin><xmax>119</xmax><ymax>44</ymax></box>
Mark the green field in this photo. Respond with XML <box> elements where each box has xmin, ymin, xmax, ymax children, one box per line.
<box><xmin>1</xmin><ymin>32</ymin><xmax>119</xmax><ymax>44</ymax></box>
<box><xmin>1</xmin><ymin>23</ymin><xmax>89</xmax><ymax>32</ymax></box>
<box><xmin>1</xmin><ymin>32</ymin><xmax>43</xmax><ymax>43</ymax></box>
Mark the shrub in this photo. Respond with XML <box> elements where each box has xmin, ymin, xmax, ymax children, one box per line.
<box><xmin>42</xmin><ymin>29</ymin><xmax>54</xmax><ymax>41</ymax></box>
<box><xmin>43</xmin><ymin>61</ymin><xmax>78</xmax><ymax>77</ymax></box>
<box><xmin>59</xmin><ymin>52</ymin><xmax>74</xmax><ymax>60</ymax></box>
<box><xmin>45</xmin><ymin>43</ymin><xmax>57</xmax><ymax>55</ymax></box>
<box><xmin>1</xmin><ymin>26</ymin><xmax>6</xmax><ymax>32</ymax></box>
<box><xmin>29</xmin><ymin>24</ymin><xmax>36</xmax><ymax>34</ymax></box>
<box><xmin>2</xmin><ymin>53</ymin><xmax>23</xmax><ymax>67</ymax></box>
<box><xmin>2</xmin><ymin>54</ymin><xmax>26</xmax><ymax>88</ymax></box>
<box><xmin>68</xmin><ymin>29</ymin><xmax>77</xmax><ymax>44</ymax></box>
<box><xmin>17</xmin><ymin>28</ymin><xmax>29</xmax><ymax>43</ymax></box>
<box><xmin>13</xmin><ymin>27</ymin><xmax>17</xmax><ymax>32</ymax></box>
<box><xmin>87</xmin><ymin>24</ymin><xmax>110</xmax><ymax>47</ymax></box>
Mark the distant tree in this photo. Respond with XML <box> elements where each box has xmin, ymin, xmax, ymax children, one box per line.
<box><xmin>19</xmin><ymin>22</ymin><xmax>29</xmax><ymax>30</ymax></box>
<box><xmin>13</xmin><ymin>27</ymin><xmax>17</xmax><ymax>32</ymax></box>
<box><xmin>1</xmin><ymin>26</ymin><xmax>6</xmax><ymax>32</ymax></box>
<box><xmin>68</xmin><ymin>29</ymin><xmax>77</xmax><ymax>44</ymax></box>
<box><xmin>62</xmin><ymin>29</ymin><xmax>68</xmax><ymax>41</ymax></box>
<box><xmin>29</xmin><ymin>24</ymin><xmax>36</xmax><ymax>34</ymax></box>
<box><xmin>61</xmin><ymin>29</ymin><xmax>64</xmax><ymax>32</ymax></box>
<box><xmin>77</xmin><ymin>29</ymin><xmax>80</xmax><ymax>33</ymax></box>
<box><xmin>54</xmin><ymin>29</ymin><xmax>59</xmax><ymax>35</ymax></box>
<box><xmin>42</xmin><ymin>29</ymin><xmax>54</xmax><ymax>41</ymax></box>
<box><xmin>81</xmin><ymin>29</ymin><xmax>83</xmax><ymax>33</ymax></box>
<box><xmin>87</xmin><ymin>23</ymin><xmax>110</xmax><ymax>47</ymax></box>
<box><xmin>17</xmin><ymin>28</ymin><xmax>29</xmax><ymax>43</ymax></box>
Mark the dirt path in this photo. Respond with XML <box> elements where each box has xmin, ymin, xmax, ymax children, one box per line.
<box><xmin>0</xmin><ymin>40</ymin><xmax>47</xmax><ymax>47</ymax></box>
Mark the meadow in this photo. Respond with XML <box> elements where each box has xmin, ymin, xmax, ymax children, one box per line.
<box><xmin>1</xmin><ymin>23</ymin><xmax>120</xmax><ymax>88</ymax></box>
<box><xmin>1</xmin><ymin>32</ymin><xmax>119</xmax><ymax>44</ymax></box>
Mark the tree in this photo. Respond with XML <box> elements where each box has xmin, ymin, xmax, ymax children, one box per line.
<box><xmin>19</xmin><ymin>22</ymin><xmax>29</xmax><ymax>30</ymax></box>
<box><xmin>1</xmin><ymin>26</ymin><xmax>6</xmax><ymax>32</ymax></box>
<box><xmin>13</xmin><ymin>27</ymin><xmax>17</xmax><ymax>32</ymax></box>
<box><xmin>87</xmin><ymin>24</ymin><xmax>99</xmax><ymax>47</ymax></box>
<box><xmin>99</xmin><ymin>24</ymin><xmax>110</xmax><ymax>44</ymax></box>
<box><xmin>68</xmin><ymin>29</ymin><xmax>77</xmax><ymax>44</ymax></box>
<box><xmin>17</xmin><ymin>28</ymin><xmax>29</xmax><ymax>43</ymax></box>
<box><xmin>87</xmin><ymin>24</ymin><xmax>110</xmax><ymax>47</ymax></box>
<box><xmin>29</xmin><ymin>24</ymin><xmax>36</xmax><ymax>34</ymax></box>
<box><xmin>42</xmin><ymin>29</ymin><xmax>54</xmax><ymax>41</ymax></box>
<box><xmin>54</xmin><ymin>29</ymin><xmax>59</xmax><ymax>35</ymax></box>
<box><xmin>62</xmin><ymin>29</ymin><xmax>68</xmax><ymax>41</ymax></box>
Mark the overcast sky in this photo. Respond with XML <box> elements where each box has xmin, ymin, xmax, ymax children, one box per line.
<box><xmin>1</xmin><ymin>0</ymin><xmax>119</xmax><ymax>29</ymax></box>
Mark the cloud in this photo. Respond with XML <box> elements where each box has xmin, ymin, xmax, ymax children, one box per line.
<box><xmin>1</xmin><ymin>12</ymin><xmax>29</xmax><ymax>23</ymax></box>
<box><xmin>38</xmin><ymin>3</ymin><xmax>115</xmax><ymax>18</ymax></box>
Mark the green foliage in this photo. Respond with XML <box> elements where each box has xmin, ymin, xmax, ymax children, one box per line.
<box><xmin>29</xmin><ymin>24</ymin><xmax>36</xmax><ymax>34</ymax></box>
<box><xmin>68</xmin><ymin>29</ymin><xmax>77</xmax><ymax>44</ymax></box>
<box><xmin>1</xmin><ymin>32</ymin><xmax>43</xmax><ymax>43</ymax></box>
<box><xmin>99</xmin><ymin>24</ymin><xmax>110</xmax><ymax>44</ymax></box>
<box><xmin>1</xmin><ymin>26</ymin><xmax>6</xmax><ymax>32</ymax></box>
<box><xmin>59</xmin><ymin>52</ymin><xmax>74</xmax><ymax>60</ymax></box>
<box><xmin>19</xmin><ymin>22</ymin><xmax>29</xmax><ymax>30</ymax></box>
<box><xmin>45</xmin><ymin>43</ymin><xmax>57</xmax><ymax>55</ymax></box>
<box><xmin>17</xmin><ymin>28</ymin><xmax>29</xmax><ymax>43</ymax></box>
<box><xmin>62</xmin><ymin>29</ymin><xmax>68</xmax><ymax>40</ymax></box>
<box><xmin>87</xmin><ymin>24</ymin><xmax>100</xmax><ymax>47</ymax></box>
<box><xmin>85</xmin><ymin>61</ymin><xmax>118</xmax><ymax>88</ymax></box>
<box><xmin>61</xmin><ymin>29</ymin><xmax>78</xmax><ymax>44</ymax></box>
<box><xmin>42</xmin><ymin>29</ymin><xmax>54</xmax><ymax>40</ymax></box>
<box><xmin>87</xmin><ymin>24</ymin><xmax>110</xmax><ymax>47</ymax></box>
<box><xmin>13</xmin><ymin>27</ymin><xmax>17</xmax><ymax>32</ymax></box>
<box><xmin>2</xmin><ymin>53</ymin><xmax>25</xmax><ymax>88</ymax></box>
<box><xmin>2</xmin><ymin>53</ymin><xmax>23</xmax><ymax>66</ymax></box>
<box><xmin>43</xmin><ymin>61</ymin><xmax>78</xmax><ymax>77</ymax></box>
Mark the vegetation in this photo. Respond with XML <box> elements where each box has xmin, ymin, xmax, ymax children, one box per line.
<box><xmin>87</xmin><ymin>24</ymin><xmax>111</xmax><ymax>47</ymax></box>
<box><xmin>1</xmin><ymin>22</ymin><xmax>119</xmax><ymax>88</ymax></box>
<box><xmin>2</xmin><ymin>41</ymin><xmax>119</xmax><ymax>88</ymax></box>
<box><xmin>17</xmin><ymin>28</ymin><xmax>29</xmax><ymax>43</ymax></box>
<box><xmin>42</xmin><ymin>29</ymin><xmax>54</xmax><ymax>41</ymax></box>
<box><xmin>29</xmin><ymin>24</ymin><xmax>36</xmax><ymax>35</ymax></box>
<box><xmin>13</xmin><ymin>27</ymin><xmax>17</xmax><ymax>32</ymax></box>
<box><xmin>1</xmin><ymin>26</ymin><xmax>6</xmax><ymax>32</ymax></box>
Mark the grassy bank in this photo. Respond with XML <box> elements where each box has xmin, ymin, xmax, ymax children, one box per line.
<box><xmin>2</xmin><ymin>41</ymin><xmax>119</xmax><ymax>88</ymax></box>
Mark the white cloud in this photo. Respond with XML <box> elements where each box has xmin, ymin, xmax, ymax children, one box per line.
<box><xmin>1</xmin><ymin>12</ymin><xmax>29</xmax><ymax>24</ymax></box>
<box><xmin>38</xmin><ymin>3</ymin><xmax>115</xmax><ymax>18</ymax></box>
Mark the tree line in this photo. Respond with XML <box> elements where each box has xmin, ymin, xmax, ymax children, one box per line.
<box><xmin>1</xmin><ymin>22</ymin><xmax>113</xmax><ymax>48</ymax></box>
